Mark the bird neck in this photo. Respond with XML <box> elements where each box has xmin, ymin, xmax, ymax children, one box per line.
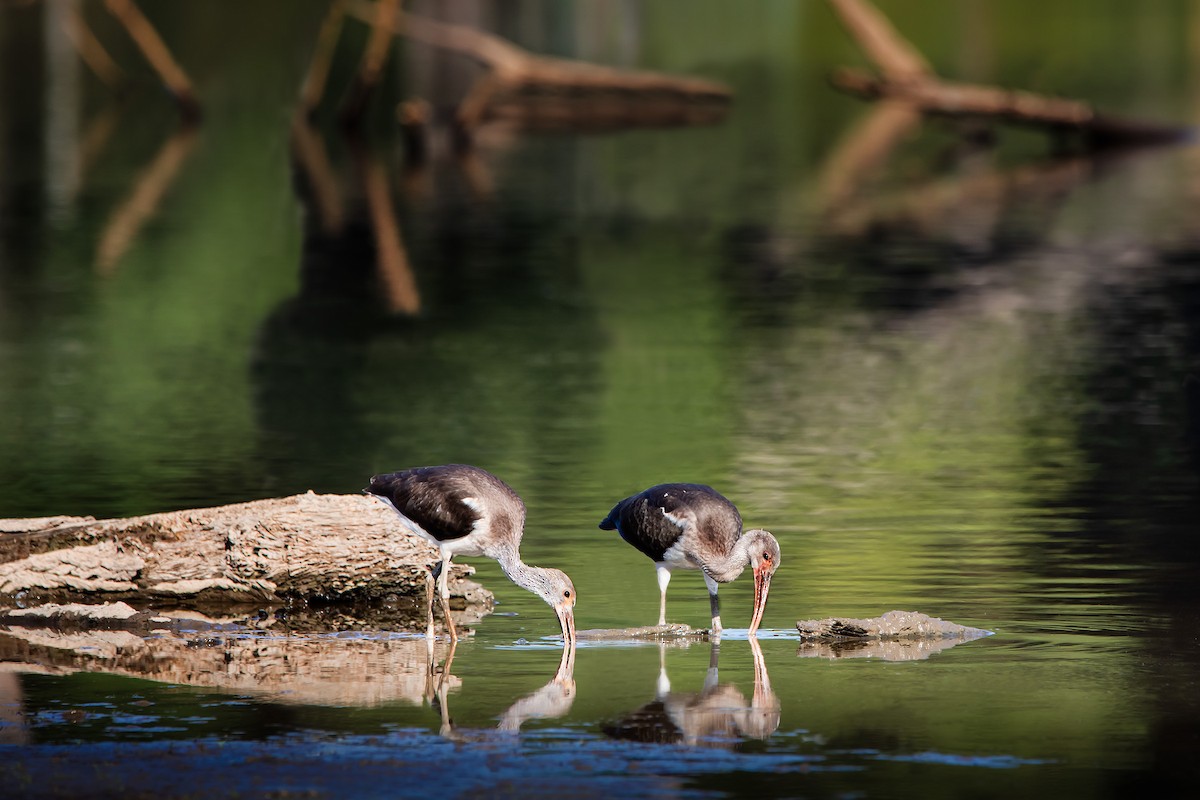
<box><xmin>705</xmin><ymin>536</ymin><xmax>752</xmax><ymax>583</ymax></box>
<box><xmin>497</xmin><ymin>550</ymin><xmax>546</xmax><ymax>596</ymax></box>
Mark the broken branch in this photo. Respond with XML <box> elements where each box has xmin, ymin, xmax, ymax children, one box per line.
<box><xmin>827</xmin><ymin>0</ymin><xmax>1190</xmax><ymax>147</ymax></box>
<box><xmin>103</xmin><ymin>0</ymin><xmax>201</xmax><ymax>122</ymax></box>
<box><xmin>344</xmin><ymin>0</ymin><xmax>730</xmax><ymax>136</ymax></box>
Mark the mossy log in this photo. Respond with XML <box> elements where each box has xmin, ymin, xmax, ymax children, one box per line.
<box><xmin>0</xmin><ymin>492</ymin><xmax>493</xmax><ymax>613</ymax></box>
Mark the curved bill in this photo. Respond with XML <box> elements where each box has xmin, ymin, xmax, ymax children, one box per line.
<box><xmin>556</xmin><ymin>603</ymin><xmax>577</xmax><ymax>647</ymax></box>
<box><xmin>554</xmin><ymin>636</ymin><xmax>577</xmax><ymax>682</ymax></box>
<box><xmin>747</xmin><ymin>566</ymin><xmax>772</xmax><ymax>636</ymax></box>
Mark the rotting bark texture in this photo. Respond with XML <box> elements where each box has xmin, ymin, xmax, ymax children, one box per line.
<box><xmin>0</xmin><ymin>492</ymin><xmax>493</xmax><ymax>611</ymax></box>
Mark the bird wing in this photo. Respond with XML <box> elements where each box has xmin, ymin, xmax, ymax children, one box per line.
<box><xmin>366</xmin><ymin>467</ymin><xmax>483</xmax><ymax>543</ymax></box>
<box><xmin>600</xmin><ymin>484</ymin><xmax>728</xmax><ymax>564</ymax></box>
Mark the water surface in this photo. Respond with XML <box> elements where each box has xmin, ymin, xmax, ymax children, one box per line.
<box><xmin>1</xmin><ymin>1</ymin><xmax>1199</xmax><ymax>796</ymax></box>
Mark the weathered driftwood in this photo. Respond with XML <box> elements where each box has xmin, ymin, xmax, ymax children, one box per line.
<box><xmin>344</xmin><ymin>0</ymin><xmax>731</xmax><ymax>134</ymax></box>
<box><xmin>102</xmin><ymin>0</ymin><xmax>201</xmax><ymax>122</ymax></box>
<box><xmin>827</xmin><ymin>0</ymin><xmax>1189</xmax><ymax>147</ymax></box>
<box><xmin>0</xmin><ymin>492</ymin><xmax>492</xmax><ymax>613</ymax></box>
<box><xmin>831</xmin><ymin>68</ymin><xmax>1188</xmax><ymax>145</ymax></box>
<box><xmin>828</xmin><ymin>0</ymin><xmax>932</xmax><ymax>82</ymax></box>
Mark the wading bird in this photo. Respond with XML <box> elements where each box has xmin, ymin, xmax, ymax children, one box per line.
<box><xmin>599</xmin><ymin>483</ymin><xmax>780</xmax><ymax>635</ymax></box>
<box><xmin>366</xmin><ymin>464</ymin><xmax>577</xmax><ymax>645</ymax></box>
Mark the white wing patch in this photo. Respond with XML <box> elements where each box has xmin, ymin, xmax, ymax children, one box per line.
<box><xmin>373</xmin><ymin>495</ymin><xmax>436</xmax><ymax>543</ymax></box>
<box><xmin>659</xmin><ymin>538</ymin><xmax>698</xmax><ymax>570</ymax></box>
<box><xmin>455</xmin><ymin>496</ymin><xmax>490</xmax><ymax>553</ymax></box>
<box><xmin>662</xmin><ymin>508</ymin><xmax>689</xmax><ymax>529</ymax></box>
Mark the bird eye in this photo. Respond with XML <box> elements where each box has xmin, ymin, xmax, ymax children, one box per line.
<box><xmin>763</xmin><ymin>552</ymin><xmax>772</xmax><ymax>562</ymax></box>
<box><xmin>564</xmin><ymin>590</ymin><xmax>571</xmax><ymax>598</ymax></box>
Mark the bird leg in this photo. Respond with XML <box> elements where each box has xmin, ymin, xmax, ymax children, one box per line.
<box><xmin>655</xmin><ymin>565</ymin><xmax>671</xmax><ymax>627</ymax></box>
<box><xmin>424</xmin><ymin>566</ymin><xmax>437</xmax><ymax>663</ymax></box>
<box><xmin>437</xmin><ymin>557</ymin><xmax>458</xmax><ymax>644</ymax></box>
<box><xmin>423</xmin><ymin>638</ymin><xmax>458</xmax><ymax>712</ymax></box>
<box><xmin>703</xmin><ymin>638</ymin><xmax>721</xmax><ymax>692</ymax></box>
<box><xmin>438</xmin><ymin>638</ymin><xmax>458</xmax><ymax>687</ymax></box>
<box><xmin>703</xmin><ymin>572</ymin><xmax>722</xmax><ymax>635</ymax></box>
<box><xmin>434</xmin><ymin>661</ymin><xmax>454</xmax><ymax>739</ymax></box>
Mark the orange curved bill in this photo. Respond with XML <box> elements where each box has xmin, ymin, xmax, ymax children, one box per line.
<box><xmin>557</xmin><ymin>604</ymin><xmax>577</xmax><ymax>647</ymax></box>
<box><xmin>748</xmin><ymin>567</ymin><xmax>772</xmax><ymax>636</ymax></box>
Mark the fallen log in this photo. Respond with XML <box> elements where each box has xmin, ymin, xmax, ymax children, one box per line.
<box><xmin>827</xmin><ymin>0</ymin><xmax>1191</xmax><ymax>147</ymax></box>
<box><xmin>831</xmin><ymin>68</ymin><xmax>1189</xmax><ymax>146</ymax></box>
<box><xmin>0</xmin><ymin>492</ymin><xmax>493</xmax><ymax>613</ymax></box>
<box><xmin>344</xmin><ymin>0</ymin><xmax>731</xmax><ymax>135</ymax></box>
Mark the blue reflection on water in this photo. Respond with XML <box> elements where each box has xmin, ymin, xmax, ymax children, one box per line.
<box><xmin>870</xmin><ymin>751</ymin><xmax>1056</xmax><ymax>769</ymax></box>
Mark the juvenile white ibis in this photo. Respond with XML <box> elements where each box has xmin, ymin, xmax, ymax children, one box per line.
<box><xmin>366</xmin><ymin>464</ymin><xmax>577</xmax><ymax>645</ymax></box>
<box><xmin>599</xmin><ymin>483</ymin><xmax>780</xmax><ymax>635</ymax></box>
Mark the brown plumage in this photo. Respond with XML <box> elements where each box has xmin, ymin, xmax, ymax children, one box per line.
<box><xmin>366</xmin><ymin>464</ymin><xmax>576</xmax><ymax>645</ymax></box>
<box><xmin>600</xmin><ymin>483</ymin><xmax>780</xmax><ymax>635</ymax></box>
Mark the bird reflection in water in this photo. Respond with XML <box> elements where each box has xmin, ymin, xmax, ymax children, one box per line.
<box><xmin>604</xmin><ymin>637</ymin><xmax>780</xmax><ymax>746</ymax></box>
<box><xmin>426</xmin><ymin>640</ymin><xmax>576</xmax><ymax>738</ymax></box>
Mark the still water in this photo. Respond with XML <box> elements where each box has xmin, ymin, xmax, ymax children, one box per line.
<box><xmin>2</xmin><ymin>0</ymin><xmax>1200</xmax><ymax>796</ymax></box>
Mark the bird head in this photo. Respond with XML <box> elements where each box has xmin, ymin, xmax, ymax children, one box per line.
<box><xmin>534</xmin><ymin>567</ymin><xmax>577</xmax><ymax>647</ymax></box>
<box><xmin>744</xmin><ymin>529</ymin><xmax>781</xmax><ymax>636</ymax></box>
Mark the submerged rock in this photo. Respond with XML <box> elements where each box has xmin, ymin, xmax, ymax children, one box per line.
<box><xmin>794</xmin><ymin>610</ymin><xmax>993</xmax><ymax>661</ymax></box>
<box><xmin>795</xmin><ymin>610</ymin><xmax>992</xmax><ymax>641</ymax></box>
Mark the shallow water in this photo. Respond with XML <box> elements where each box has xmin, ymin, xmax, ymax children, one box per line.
<box><xmin>3</xmin><ymin>1</ymin><xmax>1200</xmax><ymax>796</ymax></box>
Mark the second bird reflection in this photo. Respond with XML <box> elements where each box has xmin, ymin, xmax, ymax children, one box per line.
<box><xmin>604</xmin><ymin>638</ymin><xmax>780</xmax><ymax>746</ymax></box>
